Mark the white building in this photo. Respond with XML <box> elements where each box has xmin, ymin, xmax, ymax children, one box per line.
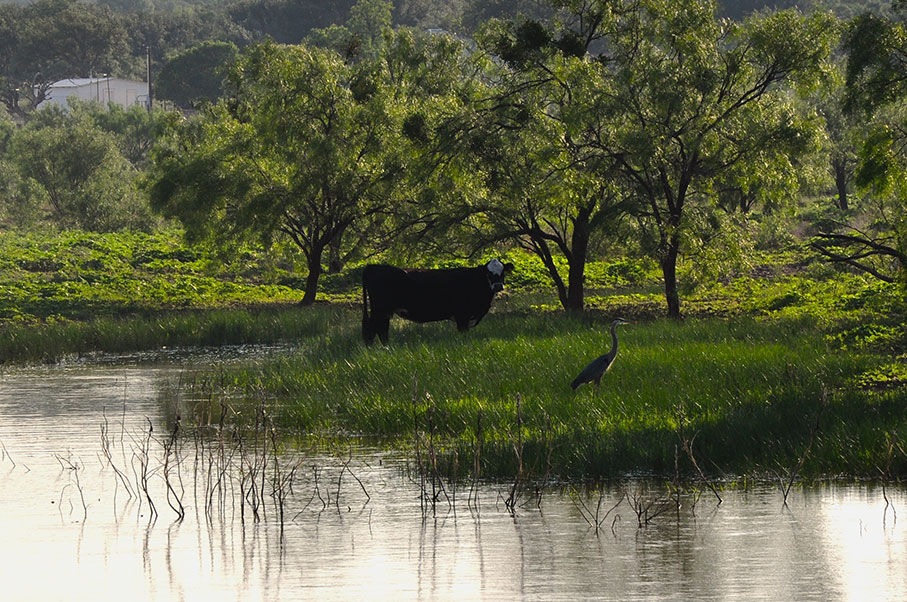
<box><xmin>38</xmin><ymin>77</ymin><xmax>150</xmax><ymax>111</ymax></box>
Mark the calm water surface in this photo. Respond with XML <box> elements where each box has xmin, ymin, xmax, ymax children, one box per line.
<box><xmin>0</xmin><ymin>353</ymin><xmax>905</xmax><ymax>601</ymax></box>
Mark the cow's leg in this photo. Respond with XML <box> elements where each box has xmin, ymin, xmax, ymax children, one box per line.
<box><xmin>363</xmin><ymin>317</ymin><xmax>377</xmax><ymax>346</ymax></box>
<box><xmin>377</xmin><ymin>316</ymin><xmax>391</xmax><ymax>345</ymax></box>
<box><xmin>455</xmin><ymin>314</ymin><xmax>471</xmax><ymax>331</ymax></box>
<box><xmin>362</xmin><ymin>286</ymin><xmax>374</xmax><ymax>345</ymax></box>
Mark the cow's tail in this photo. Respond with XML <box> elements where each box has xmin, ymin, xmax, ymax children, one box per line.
<box><xmin>362</xmin><ymin>269</ymin><xmax>372</xmax><ymax>344</ymax></box>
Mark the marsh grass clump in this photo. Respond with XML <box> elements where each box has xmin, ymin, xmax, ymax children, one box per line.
<box><xmin>182</xmin><ymin>308</ymin><xmax>907</xmax><ymax>481</ymax></box>
<box><xmin>0</xmin><ymin>305</ymin><xmax>348</xmax><ymax>364</ymax></box>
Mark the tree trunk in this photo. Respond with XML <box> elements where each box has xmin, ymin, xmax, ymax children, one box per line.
<box><xmin>564</xmin><ymin>211</ymin><xmax>591</xmax><ymax>312</ymax></box>
<box><xmin>300</xmin><ymin>245</ymin><xmax>324</xmax><ymax>306</ymax></box>
<box><xmin>327</xmin><ymin>228</ymin><xmax>344</xmax><ymax>274</ymax></box>
<box><xmin>832</xmin><ymin>156</ymin><xmax>848</xmax><ymax>211</ymax></box>
<box><xmin>660</xmin><ymin>234</ymin><xmax>682</xmax><ymax>319</ymax></box>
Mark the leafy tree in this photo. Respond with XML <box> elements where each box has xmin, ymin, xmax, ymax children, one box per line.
<box><xmin>307</xmin><ymin>0</ymin><xmax>393</xmax><ymax>60</ymax></box>
<box><xmin>0</xmin><ymin>0</ymin><xmax>132</xmax><ymax>118</ymax></box>
<box><xmin>123</xmin><ymin>8</ymin><xmax>250</xmax><ymax>76</ymax></box>
<box><xmin>410</xmin><ymin>17</ymin><xmax>628</xmax><ymax>312</ymax></box>
<box><xmin>813</xmin><ymin>8</ymin><xmax>907</xmax><ymax>284</ymax></box>
<box><xmin>9</xmin><ymin>105</ymin><xmax>153</xmax><ymax>231</ymax></box>
<box><xmin>424</xmin><ymin>0</ymin><xmax>833</xmax><ymax>316</ymax></box>
<box><xmin>67</xmin><ymin>99</ymin><xmax>177</xmax><ymax>166</ymax></box>
<box><xmin>461</xmin><ymin>0</ymin><xmax>554</xmax><ymax>34</ymax></box>
<box><xmin>227</xmin><ymin>0</ymin><xmax>355</xmax><ymax>45</ymax></box>
<box><xmin>393</xmin><ymin>0</ymin><xmax>467</xmax><ymax>31</ymax></box>
<box><xmin>551</xmin><ymin>0</ymin><xmax>835</xmax><ymax>318</ymax></box>
<box><xmin>356</xmin><ymin>27</ymin><xmax>482</xmax><ymax>263</ymax></box>
<box><xmin>0</xmin><ymin>4</ymin><xmax>24</xmax><ymax>117</ymax></box>
<box><xmin>156</xmin><ymin>41</ymin><xmax>239</xmax><ymax>108</ymax></box>
<box><xmin>0</xmin><ymin>106</ymin><xmax>13</xmax><ymax>153</ymax></box>
<box><xmin>816</xmin><ymin>69</ymin><xmax>861</xmax><ymax>211</ymax></box>
<box><xmin>0</xmin><ymin>106</ymin><xmax>39</xmax><ymax>228</ymax></box>
<box><xmin>842</xmin><ymin>9</ymin><xmax>907</xmax><ymax>115</ymax></box>
<box><xmin>148</xmin><ymin>41</ymin><xmax>411</xmax><ymax>304</ymax></box>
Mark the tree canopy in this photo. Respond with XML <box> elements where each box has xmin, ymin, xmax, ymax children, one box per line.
<box><xmin>417</xmin><ymin>0</ymin><xmax>836</xmax><ymax>316</ymax></box>
<box><xmin>148</xmin><ymin>34</ymin><xmax>465</xmax><ymax>303</ymax></box>
<box><xmin>813</xmin><ymin>6</ymin><xmax>907</xmax><ymax>284</ymax></box>
<box><xmin>156</xmin><ymin>41</ymin><xmax>239</xmax><ymax>108</ymax></box>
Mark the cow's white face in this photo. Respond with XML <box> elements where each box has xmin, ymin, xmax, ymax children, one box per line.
<box><xmin>485</xmin><ymin>259</ymin><xmax>514</xmax><ymax>293</ymax></box>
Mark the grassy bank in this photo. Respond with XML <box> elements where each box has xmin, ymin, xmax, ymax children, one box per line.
<box><xmin>179</xmin><ymin>305</ymin><xmax>907</xmax><ymax>481</ymax></box>
<box><xmin>0</xmin><ymin>305</ymin><xmax>349</xmax><ymax>364</ymax></box>
<box><xmin>2</xmin><ymin>229</ymin><xmax>906</xmax><ymax>481</ymax></box>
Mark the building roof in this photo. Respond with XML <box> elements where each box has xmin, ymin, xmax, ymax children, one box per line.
<box><xmin>51</xmin><ymin>77</ymin><xmax>112</xmax><ymax>88</ymax></box>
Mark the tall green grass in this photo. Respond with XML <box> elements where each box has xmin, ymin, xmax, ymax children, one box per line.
<box><xmin>184</xmin><ymin>307</ymin><xmax>907</xmax><ymax>480</ymax></box>
<box><xmin>0</xmin><ymin>305</ymin><xmax>344</xmax><ymax>364</ymax></box>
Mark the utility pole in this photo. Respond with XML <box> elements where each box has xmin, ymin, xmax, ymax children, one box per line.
<box><xmin>146</xmin><ymin>45</ymin><xmax>153</xmax><ymax>112</ymax></box>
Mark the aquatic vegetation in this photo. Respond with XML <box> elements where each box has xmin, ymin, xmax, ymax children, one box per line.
<box><xmin>181</xmin><ymin>310</ymin><xmax>907</xmax><ymax>481</ymax></box>
<box><xmin>1</xmin><ymin>230</ymin><xmax>905</xmax><ymax>481</ymax></box>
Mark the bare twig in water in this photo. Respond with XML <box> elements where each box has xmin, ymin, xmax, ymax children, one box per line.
<box><xmin>505</xmin><ymin>394</ymin><xmax>525</xmax><ymax>514</ymax></box>
<box><xmin>412</xmin><ymin>375</ymin><xmax>426</xmax><ymax>513</ymax></box>
<box><xmin>879</xmin><ymin>432</ymin><xmax>903</xmax><ymax>526</ymax></box>
<box><xmin>100</xmin><ymin>407</ymin><xmax>134</xmax><ymax>502</ymax></box>
<box><xmin>571</xmin><ymin>487</ymin><xmax>624</xmax><ymax>533</ymax></box>
<box><xmin>72</xmin><ymin>457</ymin><xmax>88</xmax><ymax>522</ymax></box>
<box><xmin>675</xmin><ymin>403</ymin><xmax>722</xmax><ymax>505</ymax></box>
<box><xmin>468</xmin><ymin>410</ymin><xmax>483</xmax><ymax>511</ymax></box>
<box><xmin>626</xmin><ymin>483</ymin><xmax>674</xmax><ymax>528</ymax></box>
<box><xmin>54</xmin><ymin>454</ymin><xmax>88</xmax><ymax>521</ymax></box>
<box><xmin>135</xmin><ymin>418</ymin><xmax>158</xmax><ymax>522</ymax></box>
<box><xmin>162</xmin><ymin>414</ymin><xmax>185</xmax><ymax>521</ymax></box>
<box><xmin>0</xmin><ymin>436</ymin><xmax>16</xmax><ymax>469</ymax></box>
<box><xmin>777</xmin><ymin>387</ymin><xmax>828</xmax><ymax>507</ymax></box>
<box><xmin>336</xmin><ymin>448</ymin><xmax>370</xmax><ymax>507</ymax></box>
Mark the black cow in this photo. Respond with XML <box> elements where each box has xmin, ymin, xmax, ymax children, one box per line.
<box><xmin>362</xmin><ymin>259</ymin><xmax>515</xmax><ymax>345</ymax></box>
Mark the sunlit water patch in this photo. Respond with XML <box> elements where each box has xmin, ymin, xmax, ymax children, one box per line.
<box><xmin>0</xmin><ymin>359</ymin><xmax>905</xmax><ymax>601</ymax></box>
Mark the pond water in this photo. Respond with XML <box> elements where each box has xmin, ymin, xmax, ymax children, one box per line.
<box><xmin>1</xmin><ymin>353</ymin><xmax>905</xmax><ymax>601</ymax></box>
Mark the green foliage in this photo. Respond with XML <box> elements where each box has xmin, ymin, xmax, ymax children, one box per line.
<box><xmin>0</xmin><ymin>0</ymin><xmax>133</xmax><ymax>117</ymax></box>
<box><xmin>0</xmin><ymin>229</ymin><xmax>306</xmax><ymax>329</ymax></box>
<box><xmin>7</xmin><ymin>104</ymin><xmax>153</xmax><ymax>231</ymax></box>
<box><xmin>226</xmin><ymin>0</ymin><xmax>355</xmax><ymax>45</ymax></box>
<box><xmin>148</xmin><ymin>34</ymin><xmax>470</xmax><ymax>302</ymax></box>
<box><xmin>499</xmin><ymin>249</ymin><xmax>654</xmax><ymax>291</ymax></box>
<box><xmin>812</xmin><ymin>10</ymin><xmax>907</xmax><ymax>286</ymax></box>
<box><xmin>843</xmin><ymin>12</ymin><xmax>907</xmax><ymax>116</ymax></box>
<box><xmin>66</xmin><ymin>100</ymin><xmax>175</xmax><ymax>166</ymax></box>
<box><xmin>178</xmin><ymin>308</ymin><xmax>907</xmax><ymax>479</ymax></box>
<box><xmin>156</xmin><ymin>40</ymin><xmax>238</xmax><ymax>107</ymax></box>
<box><xmin>461</xmin><ymin>0</ymin><xmax>838</xmax><ymax>317</ymax></box>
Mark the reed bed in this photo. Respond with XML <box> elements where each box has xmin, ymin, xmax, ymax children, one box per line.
<box><xmin>181</xmin><ymin>306</ymin><xmax>907</xmax><ymax>482</ymax></box>
<box><xmin>0</xmin><ymin>305</ymin><xmax>346</xmax><ymax>364</ymax></box>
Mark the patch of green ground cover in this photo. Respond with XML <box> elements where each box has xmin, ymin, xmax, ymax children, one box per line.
<box><xmin>0</xmin><ymin>305</ymin><xmax>348</xmax><ymax>364</ymax></box>
<box><xmin>188</xmin><ymin>310</ymin><xmax>907</xmax><ymax>481</ymax></box>
<box><xmin>0</xmin><ymin>229</ymin><xmax>307</xmax><ymax>324</ymax></box>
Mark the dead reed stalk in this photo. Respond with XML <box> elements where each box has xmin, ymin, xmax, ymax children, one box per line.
<box><xmin>504</xmin><ymin>394</ymin><xmax>524</xmax><ymax>514</ymax></box>
<box><xmin>777</xmin><ymin>387</ymin><xmax>828</xmax><ymax>507</ymax></box>
<box><xmin>675</xmin><ymin>403</ymin><xmax>722</xmax><ymax>505</ymax></box>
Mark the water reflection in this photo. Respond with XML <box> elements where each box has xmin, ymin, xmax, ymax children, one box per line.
<box><xmin>1</xmin><ymin>361</ymin><xmax>905</xmax><ymax>601</ymax></box>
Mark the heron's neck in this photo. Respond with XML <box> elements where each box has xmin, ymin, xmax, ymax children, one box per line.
<box><xmin>609</xmin><ymin>323</ymin><xmax>619</xmax><ymax>355</ymax></box>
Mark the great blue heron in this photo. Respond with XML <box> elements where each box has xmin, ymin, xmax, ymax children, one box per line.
<box><xmin>570</xmin><ymin>318</ymin><xmax>633</xmax><ymax>391</ymax></box>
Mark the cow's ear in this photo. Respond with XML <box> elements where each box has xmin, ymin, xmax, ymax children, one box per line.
<box><xmin>503</xmin><ymin>262</ymin><xmax>514</xmax><ymax>274</ymax></box>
